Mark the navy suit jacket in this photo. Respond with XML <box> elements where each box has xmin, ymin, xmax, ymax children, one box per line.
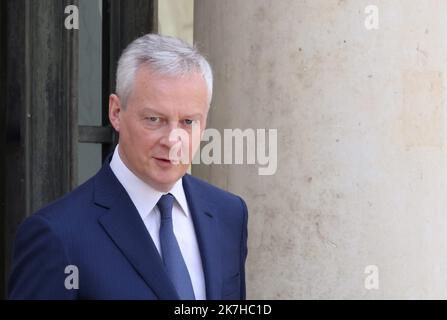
<box><xmin>8</xmin><ymin>159</ymin><xmax>248</xmax><ymax>300</ymax></box>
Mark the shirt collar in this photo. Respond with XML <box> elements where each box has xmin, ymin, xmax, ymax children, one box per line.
<box><xmin>109</xmin><ymin>145</ymin><xmax>189</xmax><ymax>219</ymax></box>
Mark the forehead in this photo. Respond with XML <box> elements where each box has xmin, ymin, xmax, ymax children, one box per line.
<box><xmin>129</xmin><ymin>65</ymin><xmax>208</xmax><ymax>115</ymax></box>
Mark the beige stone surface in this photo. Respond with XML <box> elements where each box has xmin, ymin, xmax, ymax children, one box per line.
<box><xmin>158</xmin><ymin>0</ymin><xmax>194</xmax><ymax>44</ymax></box>
<box><xmin>193</xmin><ymin>0</ymin><xmax>447</xmax><ymax>298</ymax></box>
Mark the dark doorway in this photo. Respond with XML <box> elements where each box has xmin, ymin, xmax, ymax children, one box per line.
<box><xmin>0</xmin><ymin>0</ymin><xmax>156</xmax><ymax>299</ymax></box>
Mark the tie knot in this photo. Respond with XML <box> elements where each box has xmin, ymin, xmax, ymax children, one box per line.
<box><xmin>157</xmin><ymin>193</ymin><xmax>174</xmax><ymax>220</ymax></box>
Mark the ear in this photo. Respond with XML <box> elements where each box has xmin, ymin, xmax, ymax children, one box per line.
<box><xmin>109</xmin><ymin>94</ymin><xmax>122</xmax><ymax>132</ymax></box>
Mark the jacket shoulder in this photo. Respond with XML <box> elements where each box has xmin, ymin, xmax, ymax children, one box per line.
<box><xmin>183</xmin><ymin>174</ymin><xmax>248</xmax><ymax>220</ymax></box>
<box><xmin>184</xmin><ymin>174</ymin><xmax>244</xmax><ymax>203</ymax></box>
<box><xmin>28</xmin><ymin>176</ymin><xmax>97</xmax><ymax>227</ymax></box>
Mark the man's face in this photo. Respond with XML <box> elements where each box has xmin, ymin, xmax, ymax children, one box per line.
<box><xmin>109</xmin><ymin>65</ymin><xmax>209</xmax><ymax>192</ymax></box>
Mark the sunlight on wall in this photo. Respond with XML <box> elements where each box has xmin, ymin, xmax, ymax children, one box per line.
<box><xmin>158</xmin><ymin>0</ymin><xmax>193</xmax><ymax>45</ymax></box>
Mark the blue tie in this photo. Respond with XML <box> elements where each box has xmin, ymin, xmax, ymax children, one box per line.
<box><xmin>157</xmin><ymin>193</ymin><xmax>195</xmax><ymax>300</ymax></box>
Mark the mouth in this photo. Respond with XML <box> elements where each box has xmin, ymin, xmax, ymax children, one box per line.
<box><xmin>153</xmin><ymin>157</ymin><xmax>173</xmax><ymax>165</ymax></box>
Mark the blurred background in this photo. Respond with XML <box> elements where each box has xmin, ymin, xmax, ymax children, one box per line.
<box><xmin>2</xmin><ymin>0</ymin><xmax>447</xmax><ymax>299</ymax></box>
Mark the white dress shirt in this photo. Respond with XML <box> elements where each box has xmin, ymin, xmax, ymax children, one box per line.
<box><xmin>109</xmin><ymin>145</ymin><xmax>206</xmax><ymax>299</ymax></box>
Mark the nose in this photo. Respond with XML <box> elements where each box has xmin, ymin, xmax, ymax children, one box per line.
<box><xmin>159</xmin><ymin>121</ymin><xmax>180</xmax><ymax>148</ymax></box>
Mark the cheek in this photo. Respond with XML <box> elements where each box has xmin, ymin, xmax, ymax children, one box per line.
<box><xmin>133</xmin><ymin>126</ymin><xmax>159</xmax><ymax>144</ymax></box>
<box><xmin>140</xmin><ymin>133</ymin><xmax>165</xmax><ymax>157</ymax></box>
<box><xmin>182</xmin><ymin>129</ymin><xmax>200</xmax><ymax>146</ymax></box>
<box><xmin>193</xmin><ymin>128</ymin><xmax>203</xmax><ymax>145</ymax></box>
<box><xmin>183</xmin><ymin>131</ymin><xmax>201</xmax><ymax>160</ymax></box>
<box><xmin>121</xmin><ymin>120</ymin><xmax>140</xmax><ymax>142</ymax></box>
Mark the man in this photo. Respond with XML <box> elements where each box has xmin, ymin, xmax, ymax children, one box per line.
<box><xmin>8</xmin><ymin>34</ymin><xmax>248</xmax><ymax>300</ymax></box>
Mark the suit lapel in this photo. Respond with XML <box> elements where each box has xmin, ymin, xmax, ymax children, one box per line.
<box><xmin>94</xmin><ymin>162</ymin><xmax>179</xmax><ymax>300</ymax></box>
<box><xmin>183</xmin><ymin>175</ymin><xmax>223</xmax><ymax>300</ymax></box>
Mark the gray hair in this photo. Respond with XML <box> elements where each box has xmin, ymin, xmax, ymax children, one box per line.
<box><xmin>116</xmin><ymin>33</ymin><xmax>213</xmax><ymax>108</ymax></box>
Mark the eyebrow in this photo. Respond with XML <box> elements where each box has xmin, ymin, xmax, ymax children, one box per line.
<box><xmin>183</xmin><ymin>113</ymin><xmax>202</xmax><ymax>119</ymax></box>
<box><xmin>139</xmin><ymin>107</ymin><xmax>167</xmax><ymax>117</ymax></box>
<box><xmin>140</xmin><ymin>107</ymin><xmax>203</xmax><ymax>119</ymax></box>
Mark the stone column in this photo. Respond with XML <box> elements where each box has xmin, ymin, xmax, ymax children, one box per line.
<box><xmin>193</xmin><ymin>0</ymin><xmax>447</xmax><ymax>298</ymax></box>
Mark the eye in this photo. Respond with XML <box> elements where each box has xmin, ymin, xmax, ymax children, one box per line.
<box><xmin>145</xmin><ymin>117</ymin><xmax>161</xmax><ymax>124</ymax></box>
<box><xmin>183</xmin><ymin>119</ymin><xmax>200</xmax><ymax>126</ymax></box>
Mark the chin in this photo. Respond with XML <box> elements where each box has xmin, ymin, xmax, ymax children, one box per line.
<box><xmin>150</xmin><ymin>172</ymin><xmax>182</xmax><ymax>186</ymax></box>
